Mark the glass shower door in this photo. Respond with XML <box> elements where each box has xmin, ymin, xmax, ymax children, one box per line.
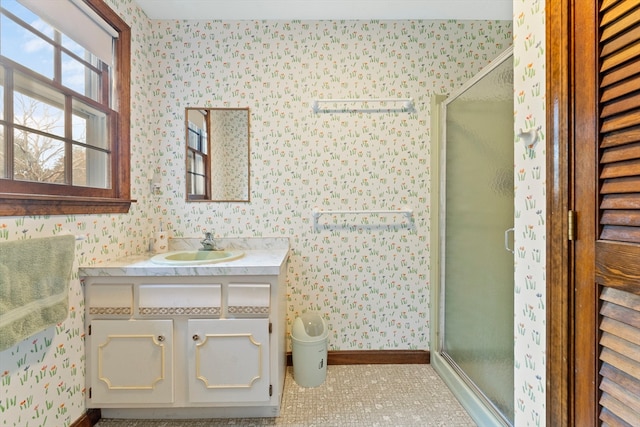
<box><xmin>441</xmin><ymin>51</ymin><xmax>514</xmax><ymax>425</ymax></box>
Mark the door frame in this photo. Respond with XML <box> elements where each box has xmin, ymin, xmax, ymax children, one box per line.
<box><xmin>546</xmin><ymin>1</ymin><xmax>599</xmax><ymax>425</ymax></box>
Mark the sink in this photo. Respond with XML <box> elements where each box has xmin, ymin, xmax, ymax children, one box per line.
<box><xmin>150</xmin><ymin>250</ymin><xmax>244</xmax><ymax>265</ymax></box>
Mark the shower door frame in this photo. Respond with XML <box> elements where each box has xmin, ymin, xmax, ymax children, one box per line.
<box><xmin>430</xmin><ymin>46</ymin><xmax>514</xmax><ymax>427</ymax></box>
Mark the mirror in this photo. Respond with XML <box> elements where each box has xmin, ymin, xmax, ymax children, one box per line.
<box><xmin>185</xmin><ymin>107</ymin><xmax>250</xmax><ymax>202</ymax></box>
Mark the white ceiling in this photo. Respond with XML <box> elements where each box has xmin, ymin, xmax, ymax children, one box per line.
<box><xmin>134</xmin><ymin>0</ymin><xmax>513</xmax><ymax>21</ymax></box>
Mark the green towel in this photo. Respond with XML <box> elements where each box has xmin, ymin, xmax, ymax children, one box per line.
<box><xmin>0</xmin><ymin>235</ymin><xmax>75</xmax><ymax>351</ymax></box>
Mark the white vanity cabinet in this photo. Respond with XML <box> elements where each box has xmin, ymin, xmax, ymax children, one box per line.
<box><xmin>81</xmin><ymin>242</ymin><xmax>289</xmax><ymax>419</ymax></box>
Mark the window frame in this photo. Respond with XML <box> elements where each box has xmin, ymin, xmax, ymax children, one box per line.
<box><xmin>0</xmin><ymin>0</ymin><xmax>131</xmax><ymax>216</ymax></box>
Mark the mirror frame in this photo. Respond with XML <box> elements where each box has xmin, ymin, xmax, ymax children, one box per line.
<box><xmin>185</xmin><ymin>107</ymin><xmax>250</xmax><ymax>202</ymax></box>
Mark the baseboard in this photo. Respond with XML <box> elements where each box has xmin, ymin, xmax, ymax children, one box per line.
<box><xmin>70</xmin><ymin>409</ymin><xmax>101</xmax><ymax>427</ymax></box>
<box><xmin>287</xmin><ymin>349</ymin><xmax>429</xmax><ymax>366</ymax></box>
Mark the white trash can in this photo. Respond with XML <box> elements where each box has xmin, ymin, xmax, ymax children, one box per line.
<box><xmin>291</xmin><ymin>312</ymin><xmax>328</xmax><ymax>387</ymax></box>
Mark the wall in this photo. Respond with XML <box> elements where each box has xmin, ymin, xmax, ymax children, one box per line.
<box><xmin>148</xmin><ymin>19</ymin><xmax>511</xmax><ymax>353</ymax></box>
<box><xmin>0</xmin><ymin>2</ymin><xmax>527</xmax><ymax>426</ymax></box>
<box><xmin>0</xmin><ymin>1</ymin><xmax>154</xmax><ymax>426</ymax></box>
<box><xmin>513</xmin><ymin>0</ymin><xmax>546</xmax><ymax>425</ymax></box>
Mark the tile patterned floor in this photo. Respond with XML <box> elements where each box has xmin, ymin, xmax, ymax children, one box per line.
<box><xmin>96</xmin><ymin>365</ymin><xmax>477</xmax><ymax>427</ymax></box>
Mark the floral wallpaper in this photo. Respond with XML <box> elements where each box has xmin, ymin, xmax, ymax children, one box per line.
<box><xmin>0</xmin><ymin>1</ymin><xmax>552</xmax><ymax>426</ymax></box>
<box><xmin>513</xmin><ymin>0</ymin><xmax>546</xmax><ymax>425</ymax></box>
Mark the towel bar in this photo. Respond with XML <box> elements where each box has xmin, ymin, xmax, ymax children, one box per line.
<box><xmin>312</xmin><ymin>207</ymin><xmax>413</xmax><ymax>230</ymax></box>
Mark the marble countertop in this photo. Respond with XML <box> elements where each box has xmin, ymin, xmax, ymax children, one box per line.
<box><xmin>79</xmin><ymin>237</ymin><xmax>289</xmax><ymax>277</ymax></box>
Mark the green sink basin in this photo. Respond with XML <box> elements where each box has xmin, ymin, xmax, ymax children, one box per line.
<box><xmin>150</xmin><ymin>250</ymin><xmax>244</xmax><ymax>265</ymax></box>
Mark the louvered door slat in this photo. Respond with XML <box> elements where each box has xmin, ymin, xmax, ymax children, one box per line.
<box><xmin>602</xmin><ymin>127</ymin><xmax>640</xmax><ymax>149</ymax></box>
<box><xmin>601</xmin><ymin>0</ymin><xmax>622</xmax><ymax>13</ymax></box>
<box><xmin>601</xmin><ymin>158</ymin><xmax>640</xmax><ymax>178</ymax></box>
<box><xmin>601</xmin><ymin>302</ymin><xmax>640</xmax><ymax>328</ymax></box>
<box><xmin>601</xmin><ymin>9</ymin><xmax>640</xmax><ymax>44</ymax></box>
<box><xmin>601</xmin><ymin>362</ymin><xmax>640</xmax><ymax>396</ymax></box>
<box><xmin>601</xmin><ymin>194</ymin><xmax>640</xmax><ymax>208</ymax></box>
<box><xmin>600</xmin><ymin>333</ymin><xmax>640</xmax><ymax>364</ymax></box>
<box><xmin>601</xmin><ymin>176</ymin><xmax>640</xmax><ymax>194</ymax></box>
<box><xmin>601</xmin><ymin>59</ymin><xmax>640</xmax><ymax>88</ymax></box>
<box><xmin>601</xmin><ymin>225</ymin><xmax>640</xmax><ymax>242</ymax></box>
<box><xmin>601</xmin><ymin>27</ymin><xmax>640</xmax><ymax>59</ymax></box>
<box><xmin>601</xmin><ymin>317</ymin><xmax>640</xmax><ymax>346</ymax></box>
<box><xmin>601</xmin><ymin>209</ymin><xmax>640</xmax><ymax>226</ymax></box>
<box><xmin>601</xmin><ymin>92</ymin><xmax>640</xmax><ymax>117</ymax></box>
<box><xmin>600</xmin><ymin>393</ymin><xmax>640</xmax><ymax>427</ymax></box>
<box><xmin>601</xmin><ymin>0</ymin><xmax>640</xmax><ymax>26</ymax></box>
<box><xmin>600</xmin><ymin>348</ymin><xmax>640</xmax><ymax>385</ymax></box>
<box><xmin>601</xmin><ymin>377</ymin><xmax>640</xmax><ymax>417</ymax></box>
<box><xmin>602</xmin><ymin>111</ymin><xmax>640</xmax><ymax>133</ymax></box>
<box><xmin>600</xmin><ymin>142</ymin><xmax>640</xmax><ymax>163</ymax></box>
<box><xmin>602</xmin><ymin>44</ymin><xmax>640</xmax><ymax>74</ymax></box>
<box><xmin>600</xmin><ymin>406</ymin><xmax>635</xmax><ymax>427</ymax></box>
<box><xmin>601</xmin><ymin>286</ymin><xmax>640</xmax><ymax>309</ymax></box>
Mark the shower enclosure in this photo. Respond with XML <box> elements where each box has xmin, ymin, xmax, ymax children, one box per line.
<box><xmin>430</xmin><ymin>48</ymin><xmax>514</xmax><ymax>426</ymax></box>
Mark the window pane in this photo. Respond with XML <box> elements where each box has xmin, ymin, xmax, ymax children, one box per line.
<box><xmin>194</xmin><ymin>175</ymin><xmax>205</xmax><ymax>195</ymax></box>
<box><xmin>195</xmin><ymin>153</ymin><xmax>204</xmax><ymax>175</ymax></box>
<box><xmin>0</xmin><ymin>14</ymin><xmax>54</xmax><ymax>80</ymax></box>
<box><xmin>14</xmin><ymin>129</ymin><xmax>65</xmax><ymax>184</ymax></box>
<box><xmin>14</xmin><ymin>73</ymin><xmax>65</xmax><ymax>138</ymax></box>
<box><xmin>63</xmin><ymin>52</ymin><xmax>102</xmax><ymax>102</ymax></box>
<box><xmin>72</xmin><ymin>99</ymin><xmax>108</xmax><ymax>149</ymax></box>
<box><xmin>73</xmin><ymin>145</ymin><xmax>109</xmax><ymax>189</ymax></box>
<box><xmin>0</xmin><ymin>66</ymin><xmax>4</xmax><ymax>120</ymax></box>
<box><xmin>0</xmin><ymin>125</ymin><xmax>5</xmax><ymax>178</ymax></box>
<box><xmin>188</xmin><ymin>126</ymin><xmax>199</xmax><ymax>149</ymax></box>
<box><xmin>1</xmin><ymin>1</ymin><xmax>55</xmax><ymax>39</ymax></box>
<box><xmin>187</xmin><ymin>151</ymin><xmax>194</xmax><ymax>173</ymax></box>
<box><xmin>61</xmin><ymin>34</ymin><xmax>89</xmax><ymax>60</ymax></box>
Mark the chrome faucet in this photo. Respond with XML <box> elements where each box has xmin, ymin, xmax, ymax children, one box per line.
<box><xmin>200</xmin><ymin>231</ymin><xmax>219</xmax><ymax>251</ymax></box>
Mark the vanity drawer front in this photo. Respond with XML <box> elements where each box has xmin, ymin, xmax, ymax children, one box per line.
<box><xmin>227</xmin><ymin>283</ymin><xmax>270</xmax><ymax>317</ymax></box>
<box><xmin>87</xmin><ymin>283</ymin><xmax>133</xmax><ymax>317</ymax></box>
<box><xmin>138</xmin><ymin>284</ymin><xmax>222</xmax><ymax>317</ymax></box>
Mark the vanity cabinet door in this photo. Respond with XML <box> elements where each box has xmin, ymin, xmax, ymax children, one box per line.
<box><xmin>187</xmin><ymin>319</ymin><xmax>270</xmax><ymax>403</ymax></box>
<box><xmin>88</xmin><ymin>320</ymin><xmax>174</xmax><ymax>405</ymax></box>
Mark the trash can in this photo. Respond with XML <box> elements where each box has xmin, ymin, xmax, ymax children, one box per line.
<box><xmin>291</xmin><ymin>312</ymin><xmax>328</xmax><ymax>387</ymax></box>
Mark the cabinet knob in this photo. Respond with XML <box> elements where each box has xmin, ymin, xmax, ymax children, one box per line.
<box><xmin>192</xmin><ymin>334</ymin><xmax>200</xmax><ymax>341</ymax></box>
<box><xmin>157</xmin><ymin>335</ymin><xmax>165</xmax><ymax>342</ymax></box>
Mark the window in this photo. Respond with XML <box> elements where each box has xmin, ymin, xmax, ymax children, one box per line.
<box><xmin>0</xmin><ymin>0</ymin><xmax>131</xmax><ymax>215</ymax></box>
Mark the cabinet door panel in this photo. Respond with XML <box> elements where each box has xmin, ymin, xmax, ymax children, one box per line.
<box><xmin>188</xmin><ymin>319</ymin><xmax>270</xmax><ymax>403</ymax></box>
<box><xmin>89</xmin><ymin>320</ymin><xmax>174</xmax><ymax>405</ymax></box>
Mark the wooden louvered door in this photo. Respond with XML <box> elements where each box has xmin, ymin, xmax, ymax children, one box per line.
<box><xmin>574</xmin><ymin>1</ymin><xmax>640</xmax><ymax>425</ymax></box>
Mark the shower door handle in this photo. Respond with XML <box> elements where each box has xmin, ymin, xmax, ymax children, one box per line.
<box><xmin>504</xmin><ymin>227</ymin><xmax>514</xmax><ymax>254</ymax></box>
